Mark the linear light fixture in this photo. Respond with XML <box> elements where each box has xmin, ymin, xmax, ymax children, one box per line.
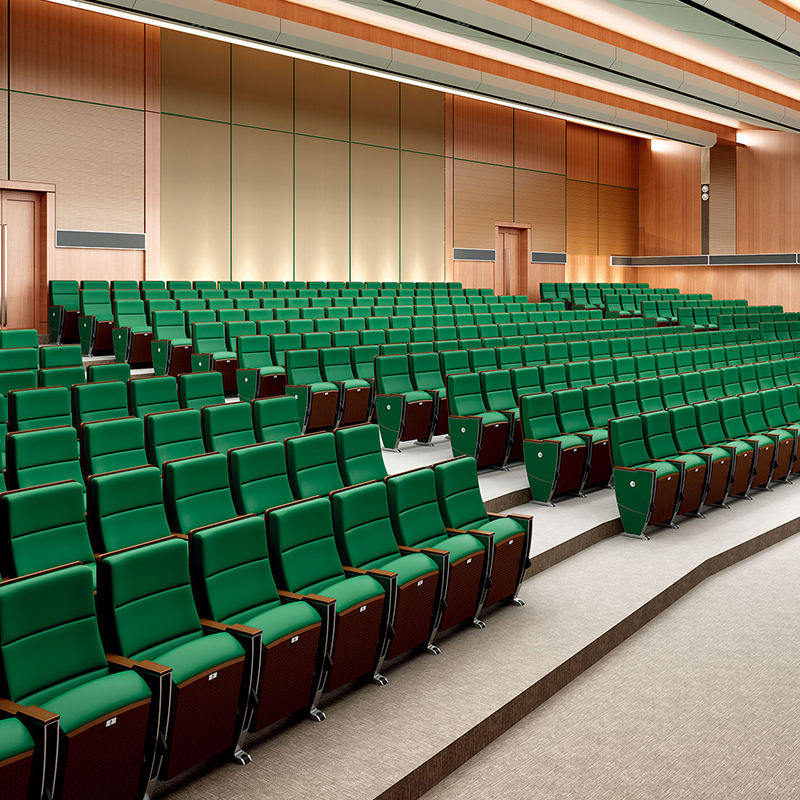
<box><xmin>46</xmin><ymin>0</ymin><xmax>714</xmax><ymax>143</ymax></box>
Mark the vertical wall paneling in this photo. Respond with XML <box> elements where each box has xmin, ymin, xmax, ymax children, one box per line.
<box><xmin>598</xmin><ymin>130</ymin><xmax>638</xmax><ymax>188</ymax></box>
<box><xmin>709</xmin><ymin>143</ymin><xmax>736</xmax><ymax>254</ymax></box>
<box><xmin>453</xmin><ymin>96</ymin><xmax>513</xmax><ymax>166</ymax></box>
<box><xmin>401</xmin><ymin>151</ymin><xmax>445</xmax><ymax>281</ymax></box>
<box><xmin>231</xmin><ymin>47</ymin><xmax>292</xmax><ymax>132</ymax></box>
<box><xmin>144</xmin><ymin>25</ymin><xmax>160</xmax><ymax>276</ymax></box>
<box><xmin>294</xmin><ymin>59</ymin><xmax>349</xmax><ymax>141</ymax></box>
<box><xmin>514</xmin><ymin>170</ymin><xmax>566</xmax><ymax>253</ymax></box>
<box><xmin>566</xmin><ymin>179</ymin><xmax>598</xmax><ymax>255</ymax></box>
<box><xmin>351</xmin><ymin>72</ymin><xmax>398</xmax><ymax>149</ymax></box>
<box><xmin>401</xmin><ymin>84</ymin><xmax>444</xmax><ymax>156</ymax></box>
<box><xmin>514</xmin><ymin>112</ymin><xmax>565</xmax><ymax>174</ymax></box>
<box><xmin>598</xmin><ymin>185</ymin><xmax>638</xmax><ymax>255</ymax></box>
<box><xmin>566</xmin><ymin>123</ymin><xmax>598</xmax><ymax>182</ymax></box>
<box><xmin>453</xmin><ymin>160</ymin><xmax>513</xmax><ymax>249</ymax></box>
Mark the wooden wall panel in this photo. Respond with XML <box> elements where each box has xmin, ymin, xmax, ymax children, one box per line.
<box><xmin>0</xmin><ymin>91</ymin><xmax>7</xmax><ymax>181</ymax></box>
<box><xmin>294</xmin><ymin>60</ymin><xmax>348</xmax><ymax>141</ymax></box>
<box><xmin>351</xmin><ymin>73</ymin><xmax>398</xmax><ymax>149</ymax></box>
<box><xmin>401</xmin><ymin>151</ymin><xmax>445</xmax><ymax>281</ymax></box>
<box><xmin>351</xmin><ymin>144</ymin><xmax>399</xmax><ymax>282</ymax></box>
<box><xmin>514</xmin><ymin>112</ymin><xmax>565</xmax><ymax>174</ymax></box>
<box><xmin>52</xmin><ymin>248</ymin><xmax>144</xmax><ymax>282</ymax></box>
<box><xmin>514</xmin><ymin>170</ymin><xmax>565</xmax><ymax>252</ymax></box>
<box><xmin>598</xmin><ymin>130</ymin><xmax>638</xmax><ymax>188</ymax></box>
<box><xmin>400</xmin><ymin>85</ymin><xmax>444</xmax><ymax>155</ymax></box>
<box><xmin>232</xmin><ymin>126</ymin><xmax>293</xmax><ymax>282</ymax></box>
<box><xmin>0</xmin><ymin>0</ymin><xmax>7</xmax><ymax>89</ymax></box>
<box><xmin>452</xmin><ymin>261</ymin><xmax>495</xmax><ymax>291</ymax></box>
<box><xmin>598</xmin><ymin>185</ymin><xmax>638</xmax><ymax>255</ymax></box>
<box><xmin>160</xmin><ymin>30</ymin><xmax>229</xmax><ymax>122</ymax></box>
<box><xmin>566</xmin><ymin>180</ymin><xmax>597</xmax><ymax>254</ymax></box>
<box><xmin>294</xmin><ymin>136</ymin><xmax>348</xmax><ymax>281</ymax></box>
<box><xmin>639</xmin><ymin>139</ymin><xmax>701</xmax><ymax>256</ymax></box>
<box><xmin>566</xmin><ymin>123</ymin><xmax>598</xmax><ymax>182</ymax></box>
<box><xmin>232</xmin><ymin>47</ymin><xmax>292</xmax><ymax>132</ymax></box>
<box><xmin>11</xmin><ymin>0</ymin><xmax>144</xmax><ymax>108</ymax></box>
<box><xmin>11</xmin><ymin>93</ymin><xmax>144</xmax><ymax>231</ymax></box>
<box><xmin>160</xmin><ymin>114</ymin><xmax>229</xmax><ymax>281</ymax></box>
<box><xmin>631</xmin><ymin>264</ymin><xmax>800</xmax><ymax>311</ymax></box>
<box><xmin>453</xmin><ymin>96</ymin><xmax>513</xmax><ymax>166</ymax></box>
<box><xmin>526</xmin><ymin>262</ymin><xmax>566</xmax><ymax>300</ymax></box>
<box><xmin>453</xmin><ymin>161</ymin><xmax>512</xmax><ymax>249</ymax></box>
<box><xmin>736</xmin><ymin>130</ymin><xmax>800</xmax><ymax>254</ymax></box>
<box><xmin>709</xmin><ymin>142</ymin><xmax>736</xmax><ymax>254</ymax></box>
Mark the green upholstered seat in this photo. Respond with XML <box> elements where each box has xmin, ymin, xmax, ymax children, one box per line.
<box><xmin>88</xmin><ymin>465</ymin><xmax>171</xmax><ymax>553</ymax></box>
<box><xmin>6</xmin><ymin>426</ymin><xmax>85</xmax><ymax>494</ymax></box>
<box><xmin>253</xmin><ymin>396</ymin><xmax>302</xmax><ymax>442</ymax></box>
<box><xmin>145</xmin><ymin>408</ymin><xmax>205</xmax><ymax>468</ymax></box>
<box><xmin>0</xmin><ymin>480</ymin><xmax>94</xmax><ymax>578</ymax></box>
<box><xmin>178</xmin><ymin>371</ymin><xmax>225</xmax><ymax>410</ymax></box>
<box><xmin>163</xmin><ymin>452</ymin><xmax>237</xmax><ymax>534</ymax></box>
<box><xmin>334</xmin><ymin>424</ymin><xmax>387</xmax><ymax>485</ymax></box>
<box><xmin>228</xmin><ymin>442</ymin><xmax>294</xmax><ymax>515</ymax></box>
<box><xmin>201</xmin><ymin>402</ymin><xmax>255</xmax><ymax>453</ymax></box>
<box><xmin>286</xmin><ymin>432</ymin><xmax>344</xmax><ymax>499</ymax></box>
<box><xmin>8</xmin><ymin>386</ymin><xmax>72</xmax><ymax>431</ymax></box>
<box><xmin>81</xmin><ymin>416</ymin><xmax>148</xmax><ymax>476</ymax></box>
<box><xmin>128</xmin><ymin>376</ymin><xmax>179</xmax><ymax>418</ymax></box>
<box><xmin>192</xmin><ymin>322</ymin><xmax>235</xmax><ymax>360</ymax></box>
<box><xmin>72</xmin><ymin>379</ymin><xmax>129</xmax><ymax>425</ymax></box>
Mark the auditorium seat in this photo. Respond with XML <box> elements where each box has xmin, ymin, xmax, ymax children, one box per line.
<box><xmin>0</xmin><ymin>714</ymin><xmax>36</xmax><ymax>799</ymax></box>
<box><xmin>285</xmin><ymin>349</ymin><xmax>341</xmax><ymax>432</ymax></box>
<box><xmin>447</xmin><ymin>372</ymin><xmax>511</xmax><ymax>468</ymax></box>
<box><xmin>72</xmin><ymin>379</ymin><xmax>129</xmax><ymax>425</ymax></box>
<box><xmin>0</xmin><ymin>564</ymin><xmax>156</xmax><ymax>799</ymax></box>
<box><xmin>191</xmin><ymin>322</ymin><xmax>238</xmax><ymax>394</ymax></box>
<box><xmin>228</xmin><ymin>441</ymin><xmax>293</xmax><ymax>515</ymax></box>
<box><xmin>331</xmin><ymin>481</ymin><xmax>442</xmax><ymax>659</ymax></box>
<box><xmin>334</xmin><ymin>423</ymin><xmax>387</xmax><ymax>485</ymax></box>
<box><xmin>6</xmin><ymin>426</ymin><xmax>85</xmax><ymax>497</ymax></box>
<box><xmin>189</xmin><ymin>514</ymin><xmax>327</xmax><ymax>728</ymax></box>
<box><xmin>81</xmin><ymin>416</ymin><xmax>149</xmax><ymax>477</ymax></box>
<box><xmin>48</xmin><ymin>279</ymin><xmax>80</xmax><ymax>343</ymax></box>
<box><xmin>163</xmin><ymin>452</ymin><xmax>238</xmax><ymax>534</ymax></box>
<box><xmin>266</xmin><ymin>496</ymin><xmax>387</xmax><ymax>689</ymax></box>
<box><xmin>286</xmin><ymin>432</ymin><xmax>344</xmax><ymax>498</ymax></box>
<box><xmin>78</xmin><ymin>289</ymin><xmax>114</xmax><ymax>355</ymax></box>
<box><xmin>112</xmin><ymin>299</ymin><xmax>153</xmax><ymax>366</ymax></box>
<box><xmin>86</xmin><ymin>361</ymin><xmax>131</xmax><ymax>383</ymax></box>
<box><xmin>480</xmin><ymin>369</ymin><xmax>523</xmax><ymax>460</ymax></box>
<box><xmin>8</xmin><ymin>386</ymin><xmax>72</xmax><ymax>431</ymax></box>
<box><xmin>433</xmin><ymin>457</ymin><xmax>531</xmax><ymax>610</ymax></box>
<box><xmin>386</xmin><ymin>467</ymin><xmax>487</xmax><ymax>630</ymax></box>
<box><xmin>178</xmin><ymin>370</ymin><xmax>225</xmax><ymax>411</ymax></box>
<box><xmin>0</xmin><ymin>480</ymin><xmax>94</xmax><ymax>578</ymax></box>
<box><xmin>719</xmin><ymin>396</ymin><xmax>772</xmax><ymax>489</ymax></box>
<box><xmin>740</xmin><ymin>392</ymin><xmax>794</xmax><ymax>483</ymax></box>
<box><xmin>252</xmin><ymin>396</ymin><xmax>302</xmax><ymax>442</ymax></box>
<box><xmin>151</xmin><ymin>310</ymin><xmax>193</xmax><ymax>377</ymax></box>
<box><xmin>202</xmin><ymin>402</ymin><xmax>256</xmax><ymax>453</ymax></box>
<box><xmin>145</xmin><ymin>408</ymin><xmax>205</xmax><ymax>467</ymax></box>
<box><xmin>235</xmin><ymin>334</ymin><xmax>286</xmax><ymax>400</ymax></box>
<box><xmin>128</xmin><ymin>375</ymin><xmax>179</xmax><ymax>418</ymax></box>
<box><xmin>96</xmin><ymin>537</ymin><xmax>249</xmax><ymax>778</ymax></box>
<box><xmin>374</xmin><ymin>355</ymin><xmax>436</xmax><ymax>449</ymax></box>
<box><xmin>87</xmin><ymin>465</ymin><xmax>171</xmax><ymax>552</ymax></box>
<box><xmin>319</xmin><ymin>346</ymin><xmax>372</xmax><ymax>425</ymax></box>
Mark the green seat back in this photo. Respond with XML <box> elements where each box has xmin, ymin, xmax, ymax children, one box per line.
<box><xmin>145</xmin><ymin>408</ymin><xmax>205</xmax><ymax>467</ymax></box>
<box><xmin>228</xmin><ymin>442</ymin><xmax>294</xmax><ymax>515</ymax></box>
<box><xmin>6</xmin><ymin>426</ymin><xmax>84</xmax><ymax>492</ymax></box>
<box><xmin>286</xmin><ymin>432</ymin><xmax>344</xmax><ymax>499</ymax></box>
<box><xmin>178</xmin><ymin>371</ymin><xmax>225</xmax><ymax>411</ymax></box>
<box><xmin>334</xmin><ymin>424</ymin><xmax>386</xmax><ymax>486</ymax></box>
<box><xmin>39</xmin><ymin>345</ymin><xmax>82</xmax><ymax>369</ymax></box>
<box><xmin>609</xmin><ymin>415</ymin><xmax>650</xmax><ymax>468</ymax></box>
<box><xmin>87</xmin><ymin>362</ymin><xmax>131</xmax><ymax>383</ymax></box>
<box><xmin>202</xmin><ymin>402</ymin><xmax>256</xmax><ymax>453</ymax></box>
<box><xmin>81</xmin><ymin>416</ymin><xmax>148</xmax><ymax>476</ymax></box>
<box><xmin>128</xmin><ymin>376</ymin><xmax>179</xmax><ymax>418</ymax></box>
<box><xmin>252</xmin><ymin>396</ymin><xmax>302</xmax><ymax>442</ymax></box>
<box><xmin>409</xmin><ymin>352</ymin><xmax>445</xmax><ymax>393</ymax></box>
<box><xmin>480</xmin><ymin>369</ymin><xmax>516</xmax><ymax>411</ymax></box>
<box><xmin>0</xmin><ymin>329</ymin><xmax>38</xmax><ymax>349</ymax></box>
<box><xmin>320</xmin><ymin>347</ymin><xmax>356</xmax><ymax>381</ymax></box>
<box><xmin>164</xmin><ymin>452</ymin><xmax>237</xmax><ymax>534</ymax></box>
<box><xmin>432</xmin><ymin>457</ymin><xmax>490</xmax><ymax>531</ymax></box>
<box><xmin>9</xmin><ymin>386</ymin><xmax>72</xmax><ymax>431</ymax></box>
<box><xmin>553</xmin><ymin>388</ymin><xmax>592</xmax><ymax>433</ymax></box>
<box><xmin>520</xmin><ymin>392</ymin><xmax>560</xmax><ymax>439</ymax></box>
<box><xmin>386</xmin><ymin>467</ymin><xmax>450</xmax><ymax>549</ymax></box>
<box><xmin>375</xmin><ymin>354</ymin><xmax>414</xmax><ymax>394</ymax></box>
<box><xmin>72</xmin><ymin>380</ymin><xmax>128</xmax><ymax>425</ymax></box>
<box><xmin>351</xmin><ymin>346</ymin><xmax>379</xmax><ymax>380</ymax></box>
<box><xmin>192</xmin><ymin>322</ymin><xmax>230</xmax><ymax>355</ymax></box>
<box><xmin>584</xmin><ymin>384</ymin><xmax>614</xmax><ymax>428</ymax></box>
<box><xmin>448</xmin><ymin>372</ymin><xmax>487</xmax><ymax>416</ymax></box>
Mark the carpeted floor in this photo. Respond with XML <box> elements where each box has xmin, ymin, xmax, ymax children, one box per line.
<box><xmin>421</xmin><ymin>531</ymin><xmax>800</xmax><ymax>800</ymax></box>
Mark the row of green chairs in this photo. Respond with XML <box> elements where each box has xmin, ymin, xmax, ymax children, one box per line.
<box><xmin>610</xmin><ymin>387</ymin><xmax>800</xmax><ymax>536</ymax></box>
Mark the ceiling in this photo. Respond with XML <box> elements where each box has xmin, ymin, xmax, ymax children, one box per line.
<box><xmin>52</xmin><ymin>0</ymin><xmax>800</xmax><ymax>145</ymax></box>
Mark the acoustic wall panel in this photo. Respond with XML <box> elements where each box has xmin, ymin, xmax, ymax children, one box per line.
<box><xmin>566</xmin><ymin>180</ymin><xmax>598</xmax><ymax>254</ymax></box>
<box><xmin>400</xmin><ymin>84</ymin><xmax>444</xmax><ymax>155</ymax></box>
<box><xmin>10</xmin><ymin>0</ymin><xmax>144</xmax><ymax>108</ymax></box>
<box><xmin>709</xmin><ymin>143</ymin><xmax>736</xmax><ymax>255</ymax></box>
<box><xmin>598</xmin><ymin>185</ymin><xmax>638</xmax><ymax>255</ymax></box>
<box><xmin>160</xmin><ymin>30</ymin><xmax>230</xmax><ymax>123</ymax></box>
<box><xmin>598</xmin><ymin>130</ymin><xmax>639</xmax><ymax>188</ymax></box>
<box><xmin>10</xmin><ymin>93</ymin><xmax>143</xmax><ymax>231</ymax></box>
<box><xmin>453</xmin><ymin>161</ymin><xmax>512</xmax><ymax>249</ymax></box>
<box><xmin>232</xmin><ymin>126</ymin><xmax>293</xmax><ymax>281</ymax></box>
<box><xmin>351</xmin><ymin>73</ymin><xmax>399</xmax><ymax>149</ymax></box>
<box><xmin>160</xmin><ymin>114</ymin><xmax>229</xmax><ymax>281</ymax></box>
<box><xmin>453</xmin><ymin>96</ymin><xmax>513</xmax><ymax>166</ymax></box>
<box><xmin>294</xmin><ymin>135</ymin><xmax>349</xmax><ymax>281</ymax></box>
<box><xmin>401</xmin><ymin>151</ymin><xmax>445</xmax><ymax>281</ymax></box>
<box><xmin>294</xmin><ymin>60</ymin><xmax>349</xmax><ymax>141</ymax></box>
<box><xmin>232</xmin><ymin>47</ymin><xmax>293</xmax><ymax>133</ymax></box>
<box><xmin>514</xmin><ymin>170</ymin><xmax>566</xmax><ymax>253</ymax></box>
<box><xmin>351</xmin><ymin>144</ymin><xmax>399</xmax><ymax>282</ymax></box>
<box><xmin>514</xmin><ymin>112</ymin><xmax>565</xmax><ymax>174</ymax></box>
<box><xmin>0</xmin><ymin>90</ymin><xmax>7</xmax><ymax>180</ymax></box>
<box><xmin>566</xmin><ymin>123</ymin><xmax>598</xmax><ymax>182</ymax></box>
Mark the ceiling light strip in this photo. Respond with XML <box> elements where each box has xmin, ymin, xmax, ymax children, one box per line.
<box><xmin>45</xmin><ymin>0</ymin><xmax>709</xmax><ymax>143</ymax></box>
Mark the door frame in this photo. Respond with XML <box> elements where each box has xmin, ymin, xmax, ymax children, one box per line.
<box><xmin>494</xmin><ymin>222</ymin><xmax>531</xmax><ymax>299</ymax></box>
<box><xmin>0</xmin><ymin>179</ymin><xmax>55</xmax><ymax>334</ymax></box>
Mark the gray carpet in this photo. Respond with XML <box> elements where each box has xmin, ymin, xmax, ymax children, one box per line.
<box><xmin>421</xmin><ymin>532</ymin><xmax>800</xmax><ymax>800</ymax></box>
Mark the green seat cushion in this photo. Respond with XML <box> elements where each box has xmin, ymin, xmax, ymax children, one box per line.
<box><xmin>748</xmin><ymin>433</ymin><xmax>775</xmax><ymax>448</ymax></box>
<box><xmin>245</xmin><ymin>601</ymin><xmax>321</xmax><ymax>647</ymax></box>
<box><xmin>150</xmin><ymin>632</ymin><xmax>245</xmax><ymax>685</ymax></box>
<box><xmin>339</xmin><ymin>378</ymin><xmax>370</xmax><ymax>390</ymax></box>
<box><xmin>640</xmin><ymin>461</ymin><xmax>681</xmax><ymax>478</ymax></box>
<box><xmin>365</xmin><ymin>551</ymin><xmax>438</xmax><ymax>585</ymax></box>
<box><xmin>475</xmin><ymin>411</ymin><xmax>509</xmax><ymax>425</ymax></box>
<box><xmin>768</xmin><ymin>428</ymin><xmax>795</xmax><ymax>442</ymax></box>
<box><xmin>211</xmin><ymin>350</ymin><xmax>237</xmax><ymax>360</ymax></box>
<box><xmin>170</xmin><ymin>337</ymin><xmax>192</xmax><ymax>347</ymax></box>
<box><xmin>722</xmin><ymin>439</ymin><xmax>754</xmax><ymax>454</ymax></box>
<box><xmin>308</xmin><ymin>381</ymin><xmax>338</xmax><ymax>393</ymax></box>
<box><xmin>402</xmin><ymin>390</ymin><xmax>432</xmax><ymax>402</ymax></box>
<box><xmin>423</xmin><ymin>532</ymin><xmax>483</xmax><ymax>562</ymax></box>
<box><xmin>129</xmin><ymin>324</ymin><xmax>152</xmax><ymax>334</ymax></box>
<box><xmin>551</xmin><ymin>433</ymin><xmax>586</xmax><ymax>449</ymax></box>
<box><xmin>578</xmin><ymin>428</ymin><xmax>608</xmax><ymax>443</ymax></box>
<box><xmin>698</xmin><ymin>446</ymin><xmax>732</xmax><ymax>462</ymax></box>
<box><xmin>311</xmin><ymin>574</ymin><xmax>383</xmax><ymax>613</ymax></box>
<box><xmin>471</xmin><ymin>515</ymin><xmax>525</xmax><ymax>544</ymax></box>
<box><xmin>259</xmin><ymin>367</ymin><xmax>284</xmax><ymax>377</ymax></box>
<box><xmin>45</xmin><ymin>670</ymin><xmax>150</xmax><ymax>734</ymax></box>
<box><xmin>669</xmin><ymin>453</ymin><xmax>706</xmax><ymax>470</ymax></box>
<box><xmin>0</xmin><ymin>717</ymin><xmax>34</xmax><ymax>762</ymax></box>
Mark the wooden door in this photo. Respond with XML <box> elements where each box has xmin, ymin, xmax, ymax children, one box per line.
<box><xmin>0</xmin><ymin>191</ymin><xmax>40</xmax><ymax>330</ymax></box>
<box><xmin>496</xmin><ymin>226</ymin><xmax>527</xmax><ymax>297</ymax></box>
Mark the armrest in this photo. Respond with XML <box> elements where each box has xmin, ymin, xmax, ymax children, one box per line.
<box><xmin>0</xmin><ymin>699</ymin><xmax>58</xmax><ymax>726</ymax></box>
<box><xmin>343</xmin><ymin>565</ymin><xmax>368</xmax><ymax>577</ymax></box>
<box><xmin>199</xmin><ymin>618</ymin><xmax>260</xmax><ymax>638</ymax></box>
<box><xmin>277</xmin><ymin>589</ymin><xmax>306</xmax><ymax>603</ymax></box>
<box><xmin>106</xmin><ymin>654</ymin><xmax>172</xmax><ymax>678</ymax></box>
<box><xmin>398</xmin><ymin>545</ymin><xmax>421</xmax><ymax>554</ymax></box>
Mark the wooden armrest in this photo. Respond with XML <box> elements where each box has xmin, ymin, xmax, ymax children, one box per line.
<box><xmin>0</xmin><ymin>700</ymin><xmax>58</xmax><ymax>725</ymax></box>
<box><xmin>421</xmin><ymin>547</ymin><xmax>449</xmax><ymax>557</ymax></box>
<box><xmin>277</xmin><ymin>589</ymin><xmax>306</xmax><ymax>602</ymax></box>
<box><xmin>368</xmin><ymin>568</ymin><xmax>396</xmax><ymax>579</ymax></box>
<box><xmin>343</xmin><ymin>566</ymin><xmax>368</xmax><ymax>577</ymax></box>
<box><xmin>398</xmin><ymin>545</ymin><xmax>421</xmax><ymax>554</ymax></box>
<box><xmin>106</xmin><ymin>654</ymin><xmax>172</xmax><ymax>676</ymax></box>
<box><xmin>199</xmin><ymin>619</ymin><xmax>260</xmax><ymax>637</ymax></box>
<box><xmin>304</xmin><ymin>593</ymin><xmax>336</xmax><ymax>605</ymax></box>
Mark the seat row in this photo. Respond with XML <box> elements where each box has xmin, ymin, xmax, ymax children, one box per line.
<box><xmin>517</xmin><ymin>359</ymin><xmax>800</xmax><ymax>505</ymax></box>
<box><xmin>609</xmin><ymin>387</ymin><xmax>800</xmax><ymax>535</ymax></box>
<box><xmin>0</xmin><ymin>454</ymin><xmax>530</xmax><ymax>800</ymax></box>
